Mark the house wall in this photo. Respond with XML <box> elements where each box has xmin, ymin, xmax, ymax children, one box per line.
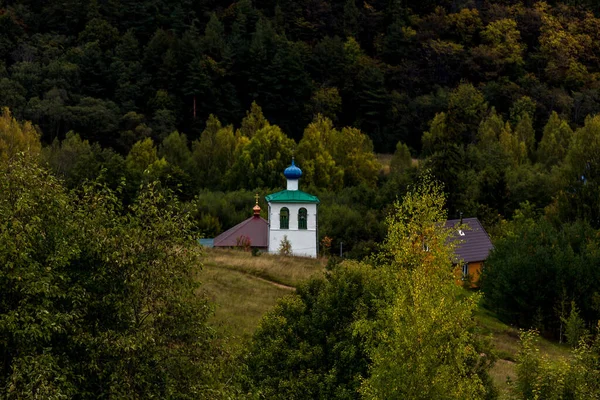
<box><xmin>268</xmin><ymin>203</ymin><xmax>318</xmax><ymax>258</ymax></box>
<box><xmin>454</xmin><ymin>261</ymin><xmax>483</xmax><ymax>288</ymax></box>
<box><xmin>467</xmin><ymin>261</ymin><xmax>483</xmax><ymax>287</ymax></box>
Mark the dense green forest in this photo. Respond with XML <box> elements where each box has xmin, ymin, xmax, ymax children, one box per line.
<box><xmin>2</xmin><ymin>0</ymin><xmax>600</xmax><ymax>153</ymax></box>
<box><xmin>3</xmin><ymin>0</ymin><xmax>600</xmax><ymax>226</ymax></box>
<box><xmin>3</xmin><ymin>0</ymin><xmax>600</xmax><ymax>397</ymax></box>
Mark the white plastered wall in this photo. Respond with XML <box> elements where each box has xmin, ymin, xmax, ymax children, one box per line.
<box><xmin>268</xmin><ymin>203</ymin><xmax>318</xmax><ymax>258</ymax></box>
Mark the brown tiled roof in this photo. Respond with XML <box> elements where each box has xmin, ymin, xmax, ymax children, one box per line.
<box><xmin>445</xmin><ymin>217</ymin><xmax>493</xmax><ymax>263</ymax></box>
<box><xmin>213</xmin><ymin>215</ymin><xmax>269</xmax><ymax>248</ymax></box>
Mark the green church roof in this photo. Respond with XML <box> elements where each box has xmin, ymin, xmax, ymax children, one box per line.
<box><xmin>265</xmin><ymin>190</ymin><xmax>320</xmax><ymax>204</ymax></box>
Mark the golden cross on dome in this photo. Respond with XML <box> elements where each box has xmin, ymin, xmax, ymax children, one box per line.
<box><xmin>255</xmin><ymin>193</ymin><xmax>259</xmax><ymax>205</ymax></box>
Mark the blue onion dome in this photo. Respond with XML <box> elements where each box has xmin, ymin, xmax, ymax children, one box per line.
<box><xmin>284</xmin><ymin>158</ymin><xmax>302</xmax><ymax>179</ymax></box>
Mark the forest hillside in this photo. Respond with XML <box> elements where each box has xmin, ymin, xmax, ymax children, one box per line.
<box><xmin>1</xmin><ymin>0</ymin><xmax>600</xmax><ymax>153</ymax></box>
<box><xmin>3</xmin><ymin>0</ymin><xmax>600</xmax><ymax>398</ymax></box>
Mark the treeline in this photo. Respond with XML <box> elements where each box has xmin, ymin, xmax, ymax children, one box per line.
<box><xmin>33</xmin><ymin>79</ymin><xmax>600</xmax><ymax>240</ymax></box>
<box><xmin>34</xmin><ymin>101</ymin><xmax>379</xmax><ymax>194</ymax></box>
<box><xmin>421</xmin><ymin>83</ymin><xmax>600</xmax><ymax>227</ymax></box>
<box><xmin>5</xmin><ymin>66</ymin><xmax>600</xmax><ymax>259</ymax></box>
<box><xmin>3</xmin><ymin>0</ymin><xmax>600</xmax><ymax>153</ymax></box>
<box><xmin>0</xmin><ymin>105</ymin><xmax>388</xmax><ymax>257</ymax></box>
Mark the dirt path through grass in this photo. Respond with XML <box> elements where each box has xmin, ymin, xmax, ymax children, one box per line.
<box><xmin>203</xmin><ymin>248</ymin><xmax>326</xmax><ymax>287</ymax></box>
<box><xmin>198</xmin><ymin>249</ymin><xmax>325</xmax><ymax>348</ymax></box>
<box><xmin>253</xmin><ymin>275</ymin><xmax>295</xmax><ymax>290</ymax></box>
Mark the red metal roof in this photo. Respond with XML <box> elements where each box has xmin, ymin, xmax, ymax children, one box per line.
<box><xmin>213</xmin><ymin>215</ymin><xmax>269</xmax><ymax>248</ymax></box>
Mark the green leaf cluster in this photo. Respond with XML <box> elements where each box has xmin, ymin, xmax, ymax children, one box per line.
<box><xmin>481</xmin><ymin>216</ymin><xmax>600</xmax><ymax>338</ymax></box>
<box><xmin>515</xmin><ymin>328</ymin><xmax>600</xmax><ymax>399</ymax></box>
<box><xmin>0</xmin><ymin>155</ymin><xmax>224</xmax><ymax>398</ymax></box>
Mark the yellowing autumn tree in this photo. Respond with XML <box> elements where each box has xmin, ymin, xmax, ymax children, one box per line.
<box><xmin>359</xmin><ymin>175</ymin><xmax>495</xmax><ymax>399</ymax></box>
<box><xmin>0</xmin><ymin>107</ymin><xmax>41</xmax><ymax>162</ymax></box>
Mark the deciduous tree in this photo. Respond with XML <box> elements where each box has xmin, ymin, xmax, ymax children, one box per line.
<box><xmin>538</xmin><ymin>111</ymin><xmax>573</xmax><ymax>168</ymax></box>
<box><xmin>0</xmin><ymin>107</ymin><xmax>41</xmax><ymax>161</ymax></box>
<box><xmin>0</xmin><ymin>155</ymin><xmax>220</xmax><ymax>399</ymax></box>
<box><xmin>360</xmin><ymin>176</ymin><xmax>494</xmax><ymax>399</ymax></box>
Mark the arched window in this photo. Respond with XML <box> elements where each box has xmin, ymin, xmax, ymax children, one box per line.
<box><xmin>280</xmin><ymin>207</ymin><xmax>289</xmax><ymax>229</ymax></box>
<box><xmin>298</xmin><ymin>208</ymin><xmax>307</xmax><ymax>229</ymax></box>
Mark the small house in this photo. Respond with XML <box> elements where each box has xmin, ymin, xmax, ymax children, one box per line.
<box><xmin>445</xmin><ymin>217</ymin><xmax>494</xmax><ymax>286</ymax></box>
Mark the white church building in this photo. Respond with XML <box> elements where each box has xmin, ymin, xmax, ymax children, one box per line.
<box><xmin>265</xmin><ymin>159</ymin><xmax>319</xmax><ymax>258</ymax></box>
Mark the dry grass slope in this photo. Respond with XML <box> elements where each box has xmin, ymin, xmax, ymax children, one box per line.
<box><xmin>203</xmin><ymin>248</ymin><xmax>326</xmax><ymax>287</ymax></box>
<box><xmin>474</xmin><ymin>305</ymin><xmax>571</xmax><ymax>399</ymax></box>
<box><xmin>199</xmin><ymin>264</ymin><xmax>292</xmax><ymax>349</ymax></box>
<box><xmin>197</xmin><ymin>248</ymin><xmax>326</xmax><ymax>348</ymax></box>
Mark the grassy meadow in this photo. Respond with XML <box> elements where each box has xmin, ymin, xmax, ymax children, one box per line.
<box><xmin>202</xmin><ymin>248</ymin><xmax>326</xmax><ymax>287</ymax></box>
<box><xmin>198</xmin><ymin>248</ymin><xmax>571</xmax><ymax>398</ymax></box>
<box><xmin>475</xmin><ymin>305</ymin><xmax>571</xmax><ymax>398</ymax></box>
<box><xmin>197</xmin><ymin>248</ymin><xmax>326</xmax><ymax>348</ymax></box>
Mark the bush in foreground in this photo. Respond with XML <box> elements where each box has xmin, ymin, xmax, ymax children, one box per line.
<box><xmin>0</xmin><ymin>155</ymin><xmax>222</xmax><ymax>398</ymax></box>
